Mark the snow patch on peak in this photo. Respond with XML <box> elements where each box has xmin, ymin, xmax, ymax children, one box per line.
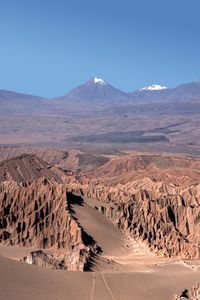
<box><xmin>92</xmin><ymin>77</ymin><xmax>106</xmax><ymax>85</ymax></box>
<box><xmin>141</xmin><ymin>84</ymin><xmax>167</xmax><ymax>91</ymax></box>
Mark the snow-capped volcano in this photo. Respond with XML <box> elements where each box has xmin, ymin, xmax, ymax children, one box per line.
<box><xmin>141</xmin><ymin>84</ymin><xmax>167</xmax><ymax>91</ymax></box>
<box><xmin>58</xmin><ymin>77</ymin><xmax>127</xmax><ymax>103</ymax></box>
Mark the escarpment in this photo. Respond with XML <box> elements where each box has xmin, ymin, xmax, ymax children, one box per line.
<box><xmin>98</xmin><ymin>189</ymin><xmax>199</xmax><ymax>259</ymax></box>
<box><xmin>64</xmin><ymin>174</ymin><xmax>200</xmax><ymax>260</ymax></box>
<box><xmin>0</xmin><ymin>177</ymin><xmax>98</xmax><ymax>271</ymax></box>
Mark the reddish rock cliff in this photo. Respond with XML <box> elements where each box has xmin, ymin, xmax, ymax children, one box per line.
<box><xmin>0</xmin><ymin>177</ymin><xmax>98</xmax><ymax>271</ymax></box>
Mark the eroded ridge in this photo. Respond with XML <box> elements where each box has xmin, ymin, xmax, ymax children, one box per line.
<box><xmin>0</xmin><ymin>177</ymin><xmax>99</xmax><ymax>271</ymax></box>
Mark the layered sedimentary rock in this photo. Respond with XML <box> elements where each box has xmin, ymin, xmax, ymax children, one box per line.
<box><xmin>0</xmin><ymin>177</ymin><xmax>97</xmax><ymax>271</ymax></box>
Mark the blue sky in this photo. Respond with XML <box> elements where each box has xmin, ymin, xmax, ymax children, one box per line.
<box><xmin>0</xmin><ymin>0</ymin><xmax>200</xmax><ymax>97</ymax></box>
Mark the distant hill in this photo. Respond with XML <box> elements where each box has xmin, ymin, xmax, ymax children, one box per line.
<box><xmin>0</xmin><ymin>89</ymin><xmax>46</xmax><ymax>114</ymax></box>
<box><xmin>0</xmin><ymin>154</ymin><xmax>62</xmax><ymax>183</ymax></box>
<box><xmin>0</xmin><ymin>90</ymin><xmax>44</xmax><ymax>102</ymax></box>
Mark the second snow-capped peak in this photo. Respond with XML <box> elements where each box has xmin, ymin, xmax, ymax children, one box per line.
<box><xmin>141</xmin><ymin>84</ymin><xmax>167</xmax><ymax>91</ymax></box>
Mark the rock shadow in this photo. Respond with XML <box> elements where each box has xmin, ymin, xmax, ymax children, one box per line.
<box><xmin>66</xmin><ymin>192</ymin><xmax>102</xmax><ymax>272</ymax></box>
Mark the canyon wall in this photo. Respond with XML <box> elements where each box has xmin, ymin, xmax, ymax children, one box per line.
<box><xmin>0</xmin><ymin>178</ymin><xmax>97</xmax><ymax>271</ymax></box>
<box><xmin>65</xmin><ymin>175</ymin><xmax>200</xmax><ymax>259</ymax></box>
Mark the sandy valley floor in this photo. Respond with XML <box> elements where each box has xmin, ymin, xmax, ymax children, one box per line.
<box><xmin>0</xmin><ymin>197</ymin><xmax>200</xmax><ymax>300</ymax></box>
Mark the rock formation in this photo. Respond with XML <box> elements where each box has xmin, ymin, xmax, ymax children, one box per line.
<box><xmin>97</xmin><ymin>188</ymin><xmax>200</xmax><ymax>258</ymax></box>
<box><xmin>174</xmin><ymin>283</ymin><xmax>200</xmax><ymax>299</ymax></box>
<box><xmin>0</xmin><ymin>176</ymin><xmax>98</xmax><ymax>271</ymax></box>
<box><xmin>62</xmin><ymin>166</ymin><xmax>200</xmax><ymax>260</ymax></box>
<box><xmin>0</xmin><ymin>151</ymin><xmax>199</xmax><ymax>271</ymax></box>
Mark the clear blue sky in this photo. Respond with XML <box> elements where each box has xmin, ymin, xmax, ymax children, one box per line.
<box><xmin>0</xmin><ymin>0</ymin><xmax>200</xmax><ymax>97</ymax></box>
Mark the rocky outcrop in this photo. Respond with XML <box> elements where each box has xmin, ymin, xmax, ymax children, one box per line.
<box><xmin>23</xmin><ymin>250</ymin><xmax>66</xmax><ymax>270</ymax></box>
<box><xmin>98</xmin><ymin>189</ymin><xmax>199</xmax><ymax>258</ymax></box>
<box><xmin>64</xmin><ymin>174</ymin><xmax>200</xmax><ymax>259</ymax></box>
<box><xmin>174</xmin><ymin>283</ymin><xmax>200</xmax><ymax>299</ymax></box>
<box><xmin>0</xmin><ymin>177</ymin><xmax>98</xmax><ymax>271</ymax></box>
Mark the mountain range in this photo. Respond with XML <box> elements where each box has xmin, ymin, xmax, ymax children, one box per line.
<box><xmin>130</xmin><ymin>80</ymin><xmax>200</xmax><ymax>103</ymax></box>
<box><xmin>1</xmin><ymin>77</ymin><xmax>200</xmax><ymax>154</ymax></box>
<box><xmin>1</xmin><ymin>77</ymin><xmax>200</xmax><ymax>107</ymax></box>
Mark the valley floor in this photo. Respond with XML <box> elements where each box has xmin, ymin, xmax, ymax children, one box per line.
<box><xmin>1</xmin><ymin>197</ymin><xmax>200</xmax><ymax>300</ymax></box>
<box><xmin>0</xmin><ymin>254</ymin><xmax>200</xmax><ymax>300</ymax></box>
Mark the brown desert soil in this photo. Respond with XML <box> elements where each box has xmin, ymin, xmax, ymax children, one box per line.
<box><xmin>0</xmin><ymin>197</ymin><xmax>200</xmax><ymax>300</ymax></box>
